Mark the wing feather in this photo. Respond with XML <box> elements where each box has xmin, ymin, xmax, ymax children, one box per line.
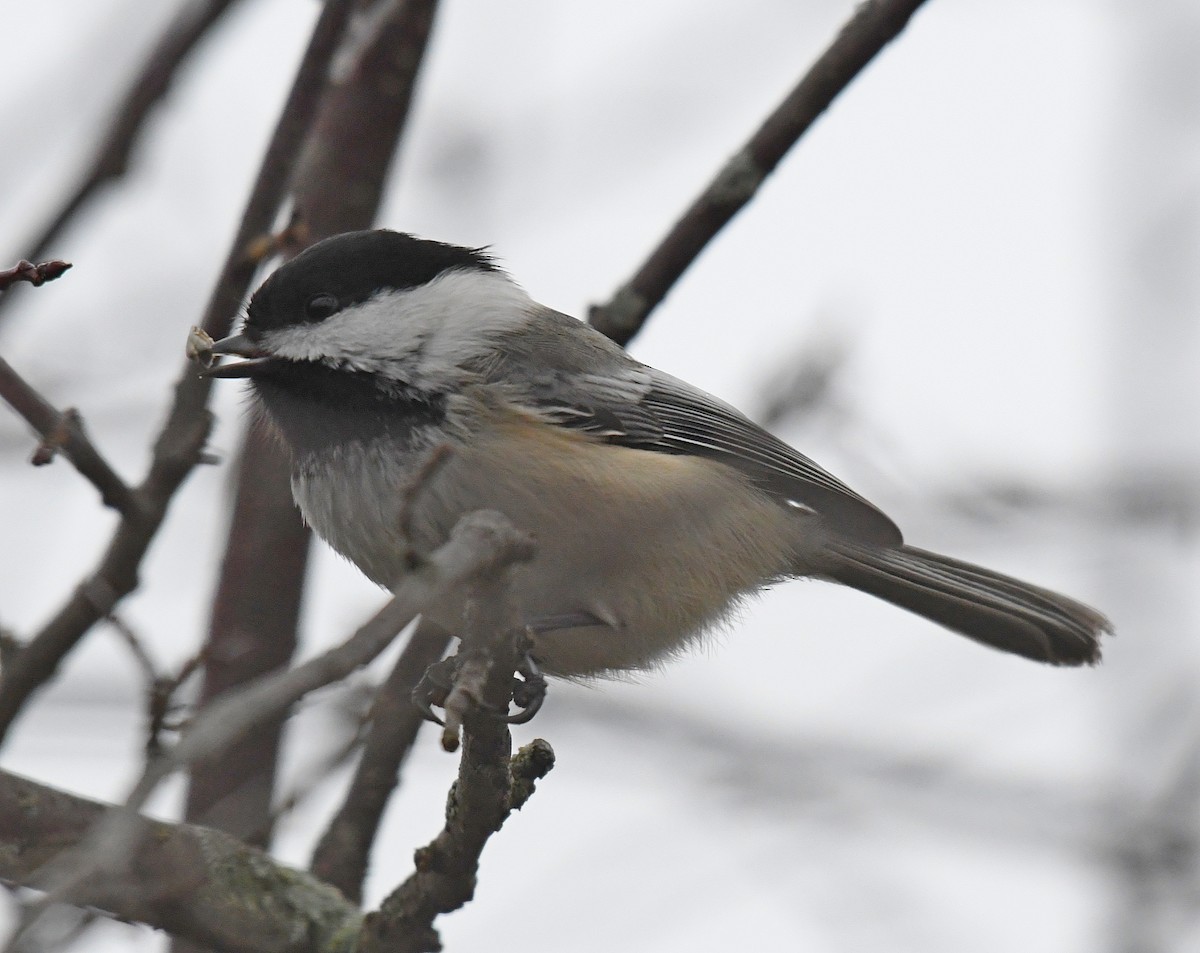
<box><xmin>499</xmin><ymin>354</ymin><xmax>900</xmax><ymax>546</ymax></box>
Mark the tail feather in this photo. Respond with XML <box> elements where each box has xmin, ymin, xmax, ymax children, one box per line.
<box><xmin>823</xmin><ymin>544</ymin><xmax>1110</xmax><ymax>666</ymax></box>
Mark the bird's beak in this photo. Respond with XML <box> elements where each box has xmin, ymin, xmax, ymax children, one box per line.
<box><xmin>200</xmin><ymin>333</ymin><xmax>276</xmax><ymax>378</ymax></box>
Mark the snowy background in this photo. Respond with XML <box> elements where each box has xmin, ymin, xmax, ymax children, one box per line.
<box><xmin>2</xmin><ymin>0</ymin><xmax>1199</xmax><ymax>950</ymax></box>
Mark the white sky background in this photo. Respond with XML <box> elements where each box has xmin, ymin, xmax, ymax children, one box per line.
<box><xmin>1</xmin><ymin>1</ymin><xmax>1198</xmax><ymax>951</ymax></box>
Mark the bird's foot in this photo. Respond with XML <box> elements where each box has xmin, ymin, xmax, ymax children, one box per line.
<box><xmin>411</xmin><ymin>647</ymin><xmax>547</xmax><ymax>726</ymax></box>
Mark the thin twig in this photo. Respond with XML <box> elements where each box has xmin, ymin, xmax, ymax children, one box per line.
<box><xmin>259</xmin><ymin>703</ymin><xmax>372</xmax><ymax>839</ymax></box>
<box><xmin>588</xmin><ymin>0</ymin><xmax>933</xmax><ymax>346</ymax></box>
<box><xmin>104</xmin><ymin>613</ymin><xmax>158</xmax><ymax>684</ymax></box>
<box><xmin>0</xmin><ymin>259</ymin><xmax>71</xmax><ymax>291</ymax></box>
<box><xmin>146</xmin><ymin>649</ymin><xmax>206</xmax><ymax>757</ymax></box>
<box><xmin>1</xmin><ymin>0</ymin><xmax>243</xmax><ymax>314</ymax></box>
<box><xmin>310</xmin><ymin>621</ymin><xmax>453</xmax><ymax>902</ymax></box>
<box><xmin>0</xmin><ymin>0</ymin><xmax>359</xmax><ymax>748</ymax></box>
<box><xmin>0</xmin><ymin>355</ymin><xmax>136</xmax><ymax>513</ymax></box>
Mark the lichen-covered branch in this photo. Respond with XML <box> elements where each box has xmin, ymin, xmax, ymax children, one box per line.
<box><xmin>0</xmin><ymin>769</ymin><xmax>361</xmax><ymax>953</ymax></box>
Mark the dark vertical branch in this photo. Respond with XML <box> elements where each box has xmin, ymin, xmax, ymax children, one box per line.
<box><xmin>588</xmin><ymin>0</ymin><xmax>933</xmax><ymax>346</ymax></box>
<box><xmin>291</xmin><ymin>0</ymin><xmax>441</xmax><ymax>240</ymax></box>
<box><xmin>180</xmin><ymin>426</ymin><xmax>309</xmax><ymax>846</ymax></box>
<box><xmin>180</xmin><ymin>0</ymin><xmax>442</xmax><ymax>890</ymax></box>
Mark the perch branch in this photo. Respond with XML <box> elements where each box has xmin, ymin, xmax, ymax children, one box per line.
<box><xmin>8</xmin><ymin>511</ymin><xmax>535</xmax><ymax>948</ymax></box>
<box><xmin>358</xmin><ymin>525</ymin><xmax>551</xmax><ymax>953</ymax></box>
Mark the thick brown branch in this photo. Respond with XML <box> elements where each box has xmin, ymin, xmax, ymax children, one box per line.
<box><xmin>0</xmin><ymin>0</ymin><xmax>359</xmax><ymax>748</ymax></box>
<box><xmin>182</xmin><ymin>425</ymin><xmax>308</xmax><ymax>848</ymax></box>
<box><xmin>588</xmin><ymin>0</ymin><xmax>932</xmax><ymax>345</ymax></box>
<box><xmin>290</xmin><ymin>0</ymin><xmax>441</xmax><ymax>242</ymax></box>
<box><xmin>0</xmin><ymin>769</ymin><xmax>360</xmax><ymax>953</ymax></box>
<box><xmin>0</xmin><ymin>354</ymin><xmax>136</xmax><ymax>513</ymax></box>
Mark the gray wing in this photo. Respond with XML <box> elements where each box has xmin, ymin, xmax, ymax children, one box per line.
<box><xmin>638</xmin><ymin>370</ymin><xmax>900</xmax><ymax>544</ymax></box>
<box><xmin>485</xmin><ymin>325</ymin><xmax>901</xmax><ymax>546</ymax></box>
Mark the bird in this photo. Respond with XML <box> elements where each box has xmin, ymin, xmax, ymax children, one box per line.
<box><xmin>201</xmin><ymin>228</ymin><xmax>1109</xmax><ymax>684</ymax></box>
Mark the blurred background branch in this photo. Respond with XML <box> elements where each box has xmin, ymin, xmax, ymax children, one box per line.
<box><xmin>0</xmin><ymin>0</ymin><xmax>245</xmax><ymax>326</ymax></box>
<box><xmin>588</xmin><ymin>0</ymin><xmax>932</xmax><ymax>346</ymax></box>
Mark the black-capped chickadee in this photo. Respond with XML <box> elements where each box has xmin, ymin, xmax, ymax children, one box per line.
<box><xmin>203</xmin><ymin>229</ymin><xmax>1109</xmax><ymax>677</ymax></box>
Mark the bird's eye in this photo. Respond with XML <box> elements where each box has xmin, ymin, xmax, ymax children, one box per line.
<box><xmin>305</xmin><ymin>293</ymin><xmax>340</xmax><ymax>321</ymax></box>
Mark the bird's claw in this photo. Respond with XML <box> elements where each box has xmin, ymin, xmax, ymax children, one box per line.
<box><xmin>410</xmin><ymin>650</ymin><xmax>548</xmax><ymax>726</ymax></box>
<box><xmin>411</xmin><ymin>657</ymin><xmax>457</xmax><ymax>726</ymax></box>
<box><xmin>507</xmin><ymin>652</ymin><xmax>547</xmax><ymax>724</ymax></box>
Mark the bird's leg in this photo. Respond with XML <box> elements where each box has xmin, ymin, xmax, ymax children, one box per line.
<box><xmin>410</xmin><ymin>637</ymin><xmax>548</xmax><ymax>726</ymax></box>
<box><xmin>411</xmin><ymin>656</ymin><xmax>458</xmax><ymax>725</ymax></box>
<box><xmin>507</xmin><ymin>649</ymin><xmax>547</xmax><ymax>724</ymax></box>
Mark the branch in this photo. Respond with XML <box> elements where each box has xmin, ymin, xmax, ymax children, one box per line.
<box><xmin>163</xmin><ymin>512</ymin><xmax>532</xmax><ymax>799</ymax></box>
<box><xmin>0</xmin><ymin>354</ymin><xmax>136</xmax><ymax>513</ymax></box>
<box><xmin>310</xmin><ymin>621</ymin><xmax>452</xmax><ymax>902</ymax></box>
<box><xmin>182</xmin><ymin>0</ymin><xmax>443</xmax><ymax>862</ymax></box>
<box><xmin>588</xmin><ymin>0</ymin><xmax>932</xmax><ymax>345</ymax></box>
<box><xmin>0</xmin><ymin>259</ymin><xmax>71</xmax><ymax>291</ymax></box>
<box><xmin>7</xmin><ymin>512</ymin><xmax>535</xmax><ymax>949</ymax></box>
<box><xmin>0</xmin><ymin>0</ymin><xmax>359</xmax><ymax>747</ymax></box>
<box><xmin>0</xmin><ymin>768</ymin><xmax>360</xmax><ymax>953</ymax></box>
<box><xmin>1</xmin><ymin>0</ymin><xmax>243</xmax><ymax>315</ymax></box>
<box><xmin>358</xmin><ymin>527</ymin><xmax>552</xmax><ymax>953</ymax></box>
<box><xmin>181</xmin><ymin>424</ymin><xmax>309</xmax><ymax>847</ymax></box>
<box><xmin>290</xmin><ymin>0</ymin><xmax>441</xmax><ymax>242</ymax></box>
<box><xmin>362</xmin><ymin>737</ymin><xmax>554</xmax><ymax>953</ymax></box>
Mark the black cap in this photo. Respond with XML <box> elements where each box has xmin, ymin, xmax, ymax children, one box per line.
<box><xmin>245</xmin><ymin>229</ymin><xmax>498</xmax><ymax>336</ymax></box>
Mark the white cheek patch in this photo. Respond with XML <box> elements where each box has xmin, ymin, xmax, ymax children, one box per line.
<box><xmin>258</xmin><ymin>269</ymin><xmax>534</xmax><ymax>384</ymax></box>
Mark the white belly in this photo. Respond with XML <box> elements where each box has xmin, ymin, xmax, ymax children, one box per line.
<box><xmin>291</xmin><ymin>427</ymin><xmax>816</xmax><ymax>677</ymax></box>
